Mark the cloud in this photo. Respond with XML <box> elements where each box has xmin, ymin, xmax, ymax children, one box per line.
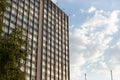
<box><xmin>51</xmin><ymin>0</ymin><xmax>58</xmax><ymax>3</ymax></box>
<box><xmin>109</xmin><ymin>39</ymin><xmax>120</xmax><ymax>65</ymax></box>
<box><xmin>70</xmin><ymin>9</ymin><xmax>120</xmax><ymax>80</ymax></box>
<box><xmin>88</xmin><ymin>6</ymin><xmax>96</xmax><ymax>13</ymax></box>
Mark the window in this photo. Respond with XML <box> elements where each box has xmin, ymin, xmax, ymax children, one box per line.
<box><xmin>44</xmin><ymin>3</ymin><xmax>47</xmax><ymax>8</ymax></box>
<box><xmin>4</xmin><ymin>27</ymin><xmax>9</xmax><ymax>33</ymax></box>
<box><xmin>42</xmin><ymin>61</ymin><xmax>46</xmax><ymax>66</ymax></box>
<box><xmin>10</xmin><ymin>22</ymin><xmax>15</xmax><ymax>28</ymax></box>
<box><xmin>32</xmin><ymin>56</ymin><xmax>36</xmax><ymax>62</ymax></box>
<box><xmin>11</xmin><ymin>9</ymin><xmax>17</xmax><ymax>15</ymax></box>
<box><xmin>27</xmin><ymin>54</ymin><xmax>31</xmax><ymax>60</ymax></box>
<box><xmin>47</xmin><ymin>70</ymin><xmax>50</xmax><ymax>75</ymax></box>
<box><xmin>43</xmin><ymin>48</ymin><xmax>46</xmax><ymax>54</ymax></box>
<box><xmin>42</xmin><ymin>54</ymin><xmax>46</xmax><ymax>60</ymax></box>
<box><xmin>47</xmin><ymin>45</ymin><xmax>50</xmax><ymax>50</ymax></box>
<box><xmin>51</xmin><ymin>58</ymin><xmax>54</xmax><ymax>63</ymax></box>
<box><xmin>33</xmin><ymin>36</ymin><xmax>37</xmax><ymax>42</ymax></box>
<box><xmin>32</xmin><ymin>63</ymin><xmax>36</xmax><ymax>69</ymax></box>
<box><xmin>26</xmin><ymin>67</ymin><xmax>30</xmax><ymax>74</ymax></box>
<box><xmin>34</xmin><ymin>18</ymin><xmax>38</xmax><ymax>24</ymax></box>
<box><xmin>34</xmin><ymin>30</ymin><xmax>38</xmax><ymax>36</ymax></box>
<box><xmin>43</xmin><ymin>36</ymin><xmax>46</xmax><ymax>42</ymax></box>
<box><xmin>33</xmin><ymin>49</ymin><xmax>36</xmax><ymax>55</ymax></box>
<box><xmin>17</xmin><ymin>19</ymin><xmax>22</xmax><ymax>26</ymax></box>
<box><xmin>34</xmin><ymin>23</ymin><xmax>38</xmax><ymax>30</ymax></box>
<box><xmin>4</xmin><ymin>19</ymin><xmax>9</xmax><ymax>26</ymax></box>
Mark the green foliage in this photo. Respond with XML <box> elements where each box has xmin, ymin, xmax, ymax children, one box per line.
<box><xmin>0</xmin><ymin>28</ymin><xmax>28</xmax><ymax>80</ymax></box>
<box><xmin>0</xmin><ymin>0</ymin><xmax>9</xmax><ymax>34</ymax></box>
<box><xmin>0</xmin><ymin>0</ymin><xmax>9</xmax><ymax>14</ymax></box>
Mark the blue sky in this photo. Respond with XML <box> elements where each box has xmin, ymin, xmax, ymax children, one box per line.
<box><xmin>52</xmin><ymin>0</ymin><xmax>120</xmax><ymax>80</ymax></box>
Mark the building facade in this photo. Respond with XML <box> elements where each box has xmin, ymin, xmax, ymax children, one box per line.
<box><xmin>3</xmin><ymin>0</ymin><xmax>69</xmax><ymax>80</ymax></box>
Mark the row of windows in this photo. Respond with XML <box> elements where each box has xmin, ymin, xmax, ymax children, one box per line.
<box><xmin>42</xmin><ymin>67</ymin><xmax>67</xmax><ymax>76</ymax></box>
<box><xmin>43</xmin><ymin>33</ymin><xmax>68</xmax><ymax>44</ymax></box>
<box><xmin>43</xmin><ymin>23</ymin><xmax>68</xmax><ymax>33</ymax></box>
<box><xmin>27</xmin><ymin>54</ymin><xmax>36</xmax><ymax>61</ymax></box>
<box><xmin>42</xmin><ymin>48</ymin><xmax>68</xmax><ymax>57</ymax></box>
<box><xmin>42</xmin><ymin>71</ymin><xmax>68</xmax><ymax>80</ymax></box>
<box><xmin>42</xmin><ymin>53</ymin><xmax>69</xmax><ymax>63</ymax></box>
<box><xmin>43</xmin><ymin>30</ymin><xmax>68</xmax><ymax>40</ymax></box>
<box><xmin>42</xmin><ymin>40</ymin><xmax>68</xmax><ymax>51</ymax></box>
<box><xmin>42</xmin><ymin>47</ymin><xmax>68</xmax><ymax>56</ymax></box>
<box><xmin>42</xmin><ymin>58</ymin><xmax>69</xmax><ymax>67</ymax></box>
<box><xmin>44</xmin><ymin>11</ymin><xmax>67</xmax><ymax>23</ymax></box>
<box><xmin>26</xmin><ymin>74</ymin><xmax>36</xmax><ymax>80</ymax></box>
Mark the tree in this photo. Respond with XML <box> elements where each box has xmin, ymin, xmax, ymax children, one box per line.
<box><xmin>0</xmin><ymin>0</ymin><xmax>9</xmax><ymax>34</ymax></box>
<box><xmin>0</xmin><ymin>28</ymin><xmax>28</xmax><ymax>80</ymax></box>
<box><xmin>0</xmin><ymin>0</ymin><xmax>28</xmax><ymax>80</ymax></box>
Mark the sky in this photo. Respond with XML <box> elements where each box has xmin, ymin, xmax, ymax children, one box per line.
<box><xmin>52</xmin><ymin>0</ymin><xmax>120</xmax><ymax>80</ymax></box>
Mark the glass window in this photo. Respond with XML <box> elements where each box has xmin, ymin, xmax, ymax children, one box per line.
<box><xmin>17</xmin><ymin>19</ymin><xmax>22</xmax><ymax>26</ymax></box>
<box><xmin>26</xmin><ymin>67</ymin><xmax>30</xmax><ymax>74</ymax></box>
<box><xmin>32</xmin><ymin>63</ymin><xmax>36</xmax><ymax>69</ymax></box>
<box><xmin>10</xmin><ymin>22</ymin><xmax>15</xmax><ymax>28</ymax></box>
<box><xmin>33</xmin><ymin>36</ymin><xmax>37</xmax><ymax>42</ymax></box>
<box><xmin>47</xmin><ymin>45</ymin><xmax>50</xmax><ymax>50</ymax></box>
<box><xmin>33</xmin><ymin>49</ymin><xmax>36</xmax><ymax>55</ymax></box>
<box><xmin>34</xmin><ymin>23</ymin><xmax>38</xmax><ymax>30</ymax></box>
<box><xmin>32</xmin><ymin>56</ymin><xmax>36</xmax><ymax>62</ymax></box>
<box><xmin>11</xmin><ymin>9</ymin><xmax>17</xmax><ymax>15</ymax></box>
<box><xmin>42</xmin><ymin>61</ymin><xmax>46</xmax><ymax>66</ymax></box>
<box><xmin>34</xmin><ymin>30</ymin><xmax>38</xmax><ymax>36</ymax></box>
<box><xmin>42</xmin><ymin>73</ymin><xmax>45</xmax><ymax>80</ymax></box>
<box><xmin>27</xmin><ymin>54</ymin><xmax>31</xmax><ymax>60</ymax></box>
<box><xmin>34</xmin><ymin>18</ymin><xmax>38</xmax><ymax>24</ymax></box>
<box><xmin>4</xmin><ymin>19</ymin><xmax>9</xmax><ymax>26</ymax></box>
<box><xmin>51</xmin><ymin>58</ymin><xmax>54</xmax><ymax>64</ymax></box>
<box><xmin>47</xmin><ymin>70</ymin><xmax>50</xmax><ymax>75</ymax></box>
<box><xmin>22</xmin><ymin>23</ymin><xmax>27</xmax><ymax>30</ymax></box>
<box><xmin>47</xmin><ymin>57</ymin><xmax>50</xmax><ymax>63</ymax></box>
<box><xmin>4</xmin><ymin>27</ymin><xmax>9</xmax><ymax>33</ymax></box>
<box><xmin>43</xmin><ymin>48</ymin><xmax>46</xmax><ymax>54</ymax></box>
<box><xmin>5</xmin><ymin>12</ymin><xmax>10</xmax><ymax>18</ymax></box>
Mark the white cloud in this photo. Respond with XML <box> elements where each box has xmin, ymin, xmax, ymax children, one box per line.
<box><xmin>51</xmin><ymin>0</ymin><xmax>58</xmax><ymax>3</ymax></box>
<box><xmin>109</xmin><ymin>39</ymin><xmax>120</xmax><ymax>64</ymax></box>
<box><xmin>88</xmin><ymin>6</ymin><xmax>96</xmax><ymax>13</ymax></box>
<box><xmin>70</xmin><ymin>9</ymin><xmax>120</xmax><ymax>80</ymax></box>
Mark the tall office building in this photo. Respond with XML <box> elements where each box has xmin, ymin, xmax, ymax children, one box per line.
<box><xmin>3</xmin><ymin>0</ymin><xmax>69</xmax><ymax>80</ymax></box>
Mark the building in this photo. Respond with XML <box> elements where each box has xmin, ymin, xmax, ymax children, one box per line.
<box><xmin>3</xmin><ymin>0</ymin><xmax>69</xmax><ymax>80</ymax></box>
